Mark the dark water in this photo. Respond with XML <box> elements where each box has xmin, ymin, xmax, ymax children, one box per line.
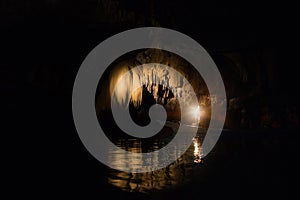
<box><xmin>10</xmin><ymin>91</ymin><xmax>300</xmax><ymax>199</ymax></box>
<box><xmin>97</xmin><ymin>128</ymin><xmax>300</xmax><ymax>199</ymax></box>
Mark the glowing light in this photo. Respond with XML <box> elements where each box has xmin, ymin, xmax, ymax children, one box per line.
<box><xmin>190</xmin><ymin>105</ymin><xmax>202</xmax><ymax>124</ymax></box>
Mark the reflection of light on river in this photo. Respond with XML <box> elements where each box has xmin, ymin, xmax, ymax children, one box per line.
<box><xmin>193</xmin><ymin>138</ymin><xmax>202</xmax><ymax>163</ymax></box>
<box><xmin>107</xmin><ymin>137</ymin><xmax>203</xmax><ymax>193</ymax></box>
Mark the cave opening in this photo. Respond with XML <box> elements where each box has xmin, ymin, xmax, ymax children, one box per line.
<box><xmin>95</xmin><ymin>48</ymin><xmax>211</xmax><ymax>148</ymax></box>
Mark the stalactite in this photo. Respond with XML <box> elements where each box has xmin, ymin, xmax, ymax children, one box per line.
<box><xmin>96</xmin><ymin>49</ymin><xmax>210</xmax><ymax>114</ymax></box>
<box><xmin>109</xmin><ymin>64</ymin><xmax>198</xmax><ymax>109</ymax></box>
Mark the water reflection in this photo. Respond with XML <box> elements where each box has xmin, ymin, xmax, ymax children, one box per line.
<box><xmin>193</xmin><ymin>138</ymin><xmax>202</xmax><ymax>163</ymax></box>
<box><xmin>107</xmin><ymin>137</ymin><xmax>202</xmax><ymax>193</ymax></box>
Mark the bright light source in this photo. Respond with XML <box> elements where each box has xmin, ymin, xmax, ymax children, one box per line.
<box><xmin>190</xmin><ymin>105</ymin><xmax>202</xmax><ymax>124</ymax></box>
<box><xmin>193</xmin><ymin>105</ymin><xmax>200</xmax><ymax>119</ymax></box>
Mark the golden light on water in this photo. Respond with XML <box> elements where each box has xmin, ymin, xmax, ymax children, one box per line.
<box><xmin>193</xmin><ymin>139</ymin><xmax>202</xmax><ymax>163</ymax></box>
<box><xmin>106</xmin><ymin>137</ymin><xmax>203</xmax><ymax>192</ymax></box>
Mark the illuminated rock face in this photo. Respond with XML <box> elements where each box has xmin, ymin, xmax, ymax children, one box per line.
<box><xmin>96</xmin><ymin>49</ymin><xmax>210</xmax><ymax>113</ymax></box>
<box><xmin>112</xmin><ymin>64</ymin><xmax>191</xmax><ymax>109</ymax></box>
